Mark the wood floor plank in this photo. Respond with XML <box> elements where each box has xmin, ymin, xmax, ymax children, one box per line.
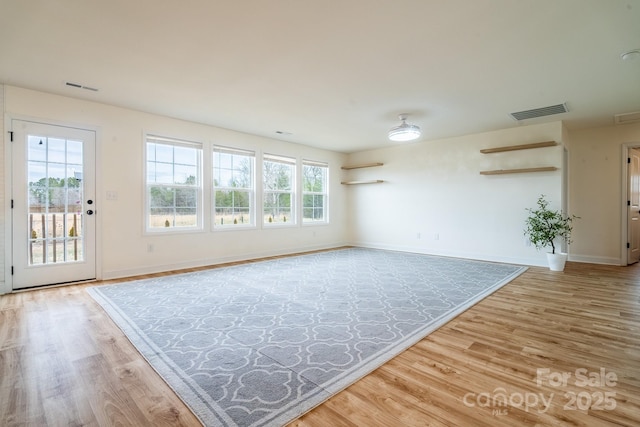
<box><xmin>0</xmin><ymin>253</ymin><xmax>638</xmax><ymax>426</ymax></box>
<box><xmin>74</xmin><ymin>353</ymin><xmax>149</xmax><ymax>426</ymax></box>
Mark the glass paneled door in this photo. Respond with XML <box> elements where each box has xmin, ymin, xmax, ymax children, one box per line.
<box><xmin>11</xmin><ymin>120</ymin><xmax>96</xmax><ymax>289</ymax></box>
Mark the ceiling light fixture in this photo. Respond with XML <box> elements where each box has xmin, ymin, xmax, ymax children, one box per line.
<box><xmin>388</xmin><ymin>114</ymin><xmax>421</xmax><ymax>142</ymax></box>
<box><xmin>621</xmin><ymin>49</ymin><xmax>640</xmax><ymax>61</ymax></box>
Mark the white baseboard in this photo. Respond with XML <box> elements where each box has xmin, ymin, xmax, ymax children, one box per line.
<box><xmin>349</xmin><ymin>241</ymin><xmax>624</xmax><ymax>267</ymax></box>
<box><xmin>101</xmin><ymin>243</ymin><xmax>349</xmax><ymax>281</ymax></box>
<box><xmin>568</xmin><ymin>254</ymin><xmax>622</xmax><ymax>266</ymax></box>
<box><xmin>348</xmin><ymin>241</ymin><xmax>548</xmax><ymax>267</ymax></box>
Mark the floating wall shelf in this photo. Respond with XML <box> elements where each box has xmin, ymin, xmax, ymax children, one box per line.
<box><xmin>479</xmin><ymin>167</ymin><xmax>558</xmax><ymax>175</ymax></box>
<box><xmin>341</xmin><ymin>180</ymin><xmax>384</xmax><ymax>185</ymax></box>
<box><xmin>341</xmin><ymin>162</ymin><xmax>383</xmax><ymax>184</ymax></box>
<box><xmin>341</xmin><ymin>162</ymin><xmax>383</xmax><ymax>170</ymax></box>
<box><xmin>480</xmin><ymin>141</ymin><xmax>558</xmax><ymax>154</ymax></box>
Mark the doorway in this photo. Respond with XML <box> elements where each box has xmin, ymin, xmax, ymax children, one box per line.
<box><xmin>625</xmin><ymin>145</ymin><xmax>640</xmax><ymax>265</ymax></box>
<box><xmin>11</xmin><ymin>120</ymin><xmax>97</xmax><ymax>289</ymax></box>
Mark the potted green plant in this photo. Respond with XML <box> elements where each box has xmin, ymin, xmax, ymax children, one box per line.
<box><xmin>524</xmin><ymin>195</ymin><xmax>579</xmax><ymax>271</ymax></box>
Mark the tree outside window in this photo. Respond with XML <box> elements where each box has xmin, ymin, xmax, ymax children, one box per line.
<box><xmin>146</xmin><ymin>136</ymin><xmax>202</xmax><ymax>231</ymax></box>
<box><xmin>302</xmin><ymin>161</ymin><xmax>328</xmax><ymax>223</ymax></box>
<box><xmin>213</xmin><ymin>147</ymin><xmax>255</xmax><ymax>227</ymax></box>
<box><xmin>263</xmin><ymin>154</ymin><xmax>295</xmax><ymax>225</ymax></box>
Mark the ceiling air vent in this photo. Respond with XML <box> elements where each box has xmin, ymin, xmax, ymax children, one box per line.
<box><xmin>614</xmin><ymin>111</ymin><xmax>640</xmax><ymax>125</ymax></box>
<box><xmin>510</xmin><ymin>103</ymin><xmax>568</xmax><ymax>121</ymax></box>
<box><xmin>65</xmin><ymin>81</ymin><xmax>99</xmax><ymax>92</ymax></box>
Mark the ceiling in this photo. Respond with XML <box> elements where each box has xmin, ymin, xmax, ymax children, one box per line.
<box><xmin>1</xmin><ymin>0</ymin><xmax>639</xmax><ymax>153</ymax></box>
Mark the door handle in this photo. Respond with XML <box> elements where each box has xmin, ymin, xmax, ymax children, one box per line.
<box><xmin>86</xmin><ymin>209</ymin><xmax>94</xmax><ymax>215</ymax></box>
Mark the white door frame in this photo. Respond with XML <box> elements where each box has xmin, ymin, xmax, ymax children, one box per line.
<box><xmin>621</xmin><ymin>142</ymin><xmax>640</xmax><ymax>266</ymax></box>
<box><xmin>2</xmin><ymin>116</ymin><xmax>11</xmax><ymax>294</ymax></box>
<box><xmin>4</xmin><ymin>115</ymin><xmax>102</xmax><ymax>291</ymax></box>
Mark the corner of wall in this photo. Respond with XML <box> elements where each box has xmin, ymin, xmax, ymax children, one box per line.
<box><xmin>561</xmin><ymin>121</ymin><xmax>570</xmax><ymax>143</ymax></box>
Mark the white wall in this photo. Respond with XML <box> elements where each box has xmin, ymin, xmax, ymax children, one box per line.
<box><xmin>3</xmin><ymin>85</ymin><xmax>636</xmax><ymax>294</ymax></box>
<box><xmin>565</xmin><ymin>122</ymin><xmax>640</xmax><ymax>265</ymax></box>
<box><xmin>344</xmin><ymin>122</ymin><xmax>565</xmax><ymax>266</ymax></box>
<box><xmin>2</xmin><ymin>86</ymin><xmax>348</xmax><ymax>290</ymax></box>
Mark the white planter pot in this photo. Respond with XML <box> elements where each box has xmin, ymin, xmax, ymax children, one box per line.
<box><xmin>547</xmin><ymin>252</ymin><xmax>568</xmax><ymax>271</ymax></box>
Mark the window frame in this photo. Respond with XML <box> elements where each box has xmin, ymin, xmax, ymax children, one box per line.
<box><xmin>212</xmin><ymin>145</ymin><xmax>256</xmax><ymax>230</ymax></box>
<box><xmin>145</xmin><ymin>134</ymin><xmax>203</xmax><ymax>234</ymax></box>
<box><xmin>302</xmin><ymin>160</ymin><xmax>329</xmax><ymax>224</ymax></box>
<box><xmin>262</xmin><ymin>153</ymin><xmax>296</xmax><ymax>227</ymax></box>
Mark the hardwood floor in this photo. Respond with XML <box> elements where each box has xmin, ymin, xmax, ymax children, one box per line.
<box><xmin>1</xmin><ymin>255</ymin><xmax>639</xmax><ymax>426</ymax></box>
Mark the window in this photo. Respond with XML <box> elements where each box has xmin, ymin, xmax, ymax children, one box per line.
<box><xmin>263</xmin><ymin>154</ymin><xmax>296</xmax><ymax>225</ymax></box>
<box><xmin>302</xmin><ymin>160</ymin><xmax>328</xmax><ymax>223</ymax></box>
<box><xmin>213</xmin><ymin>146</ymin><xmax>255</xmax><ymax>227</ymax></box>
<box><xmin>146</xmin><ymin>135</ymin><xmax>202</xmax><ymax>231</ymax></box>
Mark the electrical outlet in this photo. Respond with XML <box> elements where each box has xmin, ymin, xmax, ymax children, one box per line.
<box><xmin>148</xmin><ymin>243</ymin><xmax>155</xmax><ymax>253</ymax></box>
<box><xmin>434</xmin><ymin>233</ymin><xmax>440</xmax><ymax>241</ymax></box>
<box><xmin>416</xmin><ymin>233</ymin><xmax>421</xmax><ymax>239</ymax></box>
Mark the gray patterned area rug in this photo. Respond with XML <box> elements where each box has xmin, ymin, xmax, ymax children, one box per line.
<box><xmin>88</xmin><ymin>248</ymin><xmax>526</xmax><ymax>427</ymax></box>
